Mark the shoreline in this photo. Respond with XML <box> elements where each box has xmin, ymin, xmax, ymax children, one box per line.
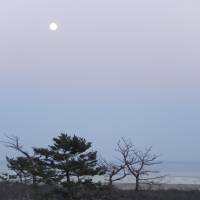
<box><xmin>94</xmin><ymin>175</ymin><xmax>200</xmax><ymax>185</ymax></box>
<box><xmin>114</xmin><ymin>182</ymin><xmax>200</xmax><ymax>191</ymax></box>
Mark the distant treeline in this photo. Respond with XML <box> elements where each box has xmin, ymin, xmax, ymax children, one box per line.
<box><xmin>0</xmin><ymin>133</ymin><xmax>161</xmax><ymax>194</ymax></box>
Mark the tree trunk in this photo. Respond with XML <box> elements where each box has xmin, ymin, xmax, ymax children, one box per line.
<box><xmin>18</xmin><ymin>173</ymin><xmax>23</xmax><ymax>184</ymax></box>
<box><xmin>66</xmin><ymin>172</ymin><xmax>73</xmax><ymax>198</ymax></box>
<box><xmin>109</xmin><ymin>176</ymin><xmax>113</xmax><ymax>187</ymax></box>
<box><xmin>135</xmin><ymin>177</ymin><xmax>139</xmax><ymax>192</ymax></box>
<box><xmin>32</xmin><ymin>175</ymin><xmax>37</xmax><ymax>186</ymax></box>
<box><xmin>77</xmin><ymin>175</ymin><xmax>80</xmax><ymax>183</ymax></box>
<box><xmin>66</xmin><ymin>172</ymin><xmax>71</xmax><ymax>183</ymax></box>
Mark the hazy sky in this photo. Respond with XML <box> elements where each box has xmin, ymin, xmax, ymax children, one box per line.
<box><xmin>0</xmin><ymin>0</ymin><xmax>200</xmax><ymax>161</ymax></box>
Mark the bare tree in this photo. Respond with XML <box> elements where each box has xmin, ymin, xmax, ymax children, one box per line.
<box><xmin>1</xmin><ymin>135</ymin><xmax>31</xmax><ymax>158</ymax></box>
<box><xmin>117</xmin><ymin>138</ymin><xmax>162</xmax><ymax>191</ymax></box>
<box><xmin>1</xmin><ymin>135</ymin><xmax>38</xmax><ymax>185</ymax></box>
<box><xmin>99</xmin><ymin>158</ymin><xmax>127</xmax><ymax>186</ymax></box>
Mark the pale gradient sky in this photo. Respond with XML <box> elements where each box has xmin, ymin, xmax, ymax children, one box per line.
<box><xmin>0</xmin><ymin>0</ymin><xmax>200</xmax><ymax>161</ymax></box>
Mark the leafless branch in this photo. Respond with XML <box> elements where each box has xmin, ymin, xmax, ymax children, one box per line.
<box><xmin>116</xmin><ymin>137</ymin><xmax>162</xmax><ymax>191</ymax></box>
<box><xmin>99</xmin><ymin>157</ymin><xmax>127</xmax><ymax>185</ymax></box>
<box><xmin>0</xmin><ymin>135</ymin><xmax>31</xmax><ymax>158</ymax></box>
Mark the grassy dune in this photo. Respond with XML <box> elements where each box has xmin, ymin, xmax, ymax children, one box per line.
<box><xmin>0</xmin><ymin>182</ymin><xmax>200</xmax><ymax>200</ymax></box>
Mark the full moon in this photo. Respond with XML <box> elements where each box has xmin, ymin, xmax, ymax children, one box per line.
<box><xmin>49</xmin><ymin>22</ymin><xmax>58</xmax><ymax>31</ymax></box>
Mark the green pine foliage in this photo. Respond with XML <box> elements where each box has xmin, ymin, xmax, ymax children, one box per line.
<box><xmin>33</xmin><ymin>133</ymin><xmax>103</xmax><ymax>185</ymax></box>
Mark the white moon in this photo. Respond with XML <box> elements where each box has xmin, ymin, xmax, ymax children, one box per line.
<box><xmin>49</xmin><ymin>22</ymin><xmax>58</xmax><ymax>31</ymax></box>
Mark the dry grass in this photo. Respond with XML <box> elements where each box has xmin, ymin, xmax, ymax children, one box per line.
<box><xmin>0</xmin><ymin>182</ymin><xmax>200</xmax><ymax>200</ymax></box>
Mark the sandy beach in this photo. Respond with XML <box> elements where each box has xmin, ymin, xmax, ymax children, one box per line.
<box><xmin>93</xmin><ymin>175</ymin><xmax>200</xmax><ymax>190</ymax></box>
<box><xmin>114</xmin><ymin>182</ymin><xmax>200</xmax><ymax>191</ymax></box>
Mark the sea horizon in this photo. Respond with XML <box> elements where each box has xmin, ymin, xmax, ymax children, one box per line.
<box><xmin>1</xmin><ymin>160</ymin><xmax>200</xmax><ymax>183</ymax></box>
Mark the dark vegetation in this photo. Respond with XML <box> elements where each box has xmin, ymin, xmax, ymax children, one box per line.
<box><xmin>0</xmin><ymin>182</ymin><xmax>200</xmax><ymax>200</ymax></box>
<box><xmin>0</xmin><ymin>133</ymin><xmax>197</xmax><ymax>199</ymax></box>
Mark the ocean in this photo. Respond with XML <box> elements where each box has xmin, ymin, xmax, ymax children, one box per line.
<box><xmin>157</xmin><ymin>161</ymin><xmax>200</xmax><ymax>177</ymax></box>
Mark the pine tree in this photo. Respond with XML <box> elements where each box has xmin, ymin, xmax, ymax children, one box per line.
<box><xmin>34</xmin><ymin>133</ymin><xmax>102</xmax><ymax>186</ymax></box>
